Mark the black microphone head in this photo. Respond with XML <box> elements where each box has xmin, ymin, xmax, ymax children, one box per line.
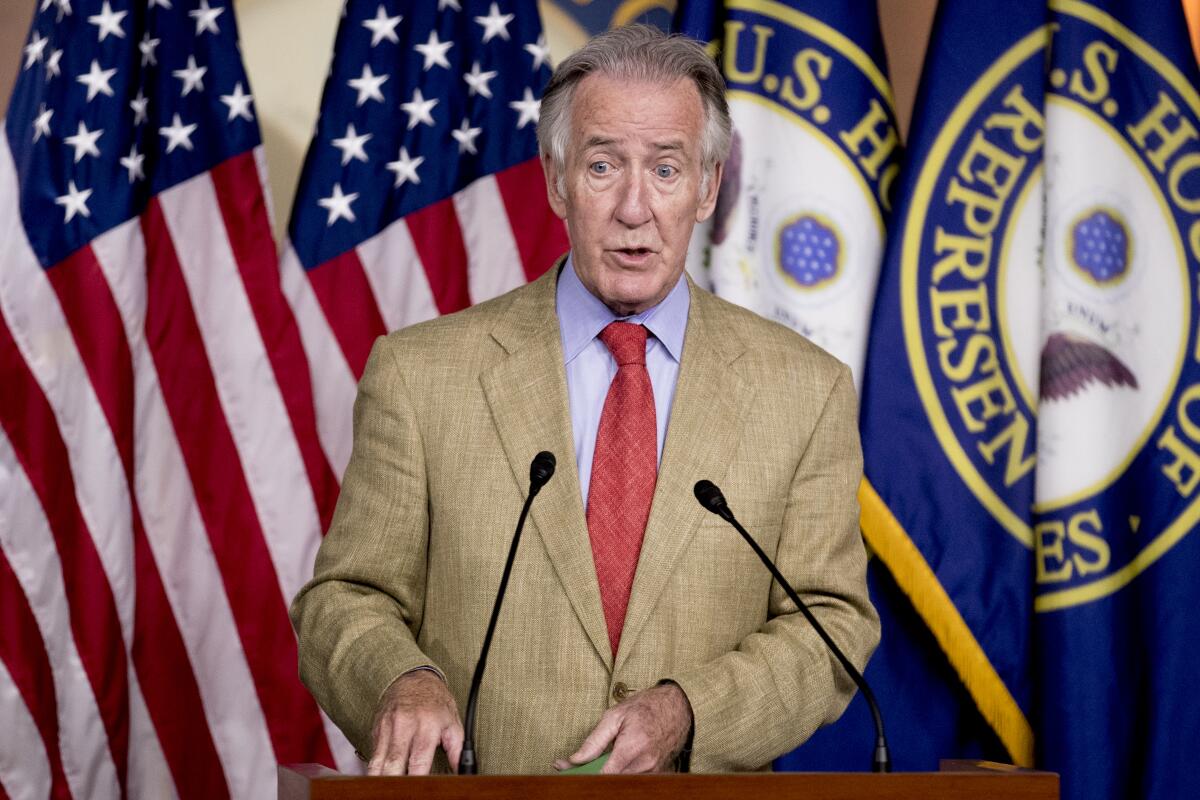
<box><xmin>530</xmin><ymin>451</ymin><xmax>556</xmax><ymax>490</ymax></box>
<box><xmin>693</xmin><ymin>480</ymin><xmax>727</xmax><ymax>514</ymax></box>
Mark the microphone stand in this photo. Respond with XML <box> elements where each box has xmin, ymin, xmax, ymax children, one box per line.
<box><xmin>694</xmin><ymin>480</ymin><xmax>891</xmax><ymax>773</ymax></box>
<box><xmin>458</xmin><ymin>452</ymin><xmax>556</xmax><ymax>774</ymax></box>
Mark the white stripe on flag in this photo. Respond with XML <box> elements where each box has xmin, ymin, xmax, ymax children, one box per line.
<box><xmin>281</xmin><ymin>243</ymin><xmax>357</xmax><ymax>477</ymax></box>
<box><xmin>158</xmin><ymin>174</ymin><xmax>322</xmax><ymax>603</ymax></box>
<box><xmin>128</xmin><ymin>669</ymin><xmax>179</xmax><ymax>800</ymax></box>
<box><xmin>0</xmin><ymin>428</ymin><xmax>121</xmax><ymax>800</ymax></box>
<box><xmin>91</xmin><ymin>219</ymin><xmax>277</xmax><ymax>800</ymax></box>
<box><xmin>454</xmin><ymin>175</ymin><xmax>528</xmax><ymax>305</ymax></box>
<box><xmin>0</xmin><ymin>656</ymin><xmax>51</xmax><ymax>800</ymax></box>
<box><xmin>355</xmin><ymin>216</ymin><xmax>440</xmax><ymax>332</ymax></box>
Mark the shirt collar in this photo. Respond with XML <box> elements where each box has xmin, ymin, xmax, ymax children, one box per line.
<box><xmin>556</xmin><ymin>254</ymin><xmax>690</xmax><ymax>364</ymax></box>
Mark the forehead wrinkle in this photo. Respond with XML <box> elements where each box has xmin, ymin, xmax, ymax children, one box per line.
<box><xmin>579</xmin><ymin>136</ymin><xmax>688</xmax><ymax>154</ymax></box>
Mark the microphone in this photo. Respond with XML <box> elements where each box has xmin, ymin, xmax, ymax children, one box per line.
<box><xmin>459</xmin><ymin>451</ymin><xmax>556</xmax><ymax>775</ymax></box>
<box><xmin>693</xmin><ymin>480</ymin><xmax>891</xmax><ymax>773</ymax></box>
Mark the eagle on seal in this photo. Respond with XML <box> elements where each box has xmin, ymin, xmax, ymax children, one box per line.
<box><xmin>1040</xmin><ymin>331</ymin><xmax>1138</xmax><ymax>401</ymax></box>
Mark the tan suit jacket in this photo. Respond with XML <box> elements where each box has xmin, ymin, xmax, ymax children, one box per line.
<box><xmin>290</xmin><ymin>265</ymin><xmax>879</xmax><ymax>773</ymax></box>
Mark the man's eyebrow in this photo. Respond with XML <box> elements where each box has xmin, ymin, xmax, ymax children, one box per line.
<box><xmin>582</xmin><ymin>135</ymin><xmax>617</xmax><ymax>149</ymax></box>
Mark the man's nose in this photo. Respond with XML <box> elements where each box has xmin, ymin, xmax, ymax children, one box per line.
<box><xmin>614</xmin><ymin>172</ymin><xmax>652</xmax><ymax>226</ymax></box>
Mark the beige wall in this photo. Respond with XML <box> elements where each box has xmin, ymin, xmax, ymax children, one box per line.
<box><xmin>1</xmin><ymin>1</ymin><xmax>34</xmax><ymax>111</ymax></box>
<box><xmin>0</xmin><ymin>0</ymin><xmax>937</xmax><ymax>236</ymax></box>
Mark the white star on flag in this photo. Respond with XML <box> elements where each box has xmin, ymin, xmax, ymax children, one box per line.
<box><xmin>463</xmin><ymin>61</ymin><xmax>498</xmax><ymax>98</ymax></box>
<box><xmin>32</xmin><ymin>104</ymin><xmax>52</xmax><ymax>142</ymax></box>
<box><xmin>415</xmin><ymin>30</ymin><xmax>454</xmax><ymax>71</ymax></box>
<box><xmin>509</xmin><ymin>87</ymin><xmax>540</xmax><ymax>129</ymax></box>
<box><xmin>348</xmin><ymin>64</ymin><xmax>388</xmax><ymax>106</ymax></box>
<box><xmin>46</xmin><ymin>48</ymin><xmax>62</xmax><ymax>79</ymax></box>
<box><xmin>220</xmin><ymin>82</ymin><xmax>254</xmax><ymax>121</ymax></box>
<box><xmin>55</xmin><ymin>180</ymin><xmax>92</xmax><ymax>222</ymax></box>
<box><xmin>130</xmin><ymin>89</ymin><xmax>149</xmax><ymax>124</ymax></box>
<box><xmin>332</xmin><ymin>123</ymin><xmax>372</xmax><ymax>165</ymax></box>
<box><xmin>362</xmin><ymin>5</ymin><xmax>401</xmax><ymax>47</ymax></box>
<box><xmin>475</xmin><ymin>3</ymin><xmax>514</xmax><ymax>43</ymax></box>
<box><xmin>190</xmin><ymin>0</ymin><xmax>224</xmax><ymax>36</ymax></box>
<box><xmin>386</xmin><ymin>146</ymin><xmax>424</xmax><ymax>187</ymax></box>
<box><xmin>400</xmin><ymin>87</ymin><xmax>438</xmax><ymax>129</ymax></box>
<box><xmin>23</xmin><ymin>31</ymin><xmax>48</xmax><ymax>69</ymax></box>
<box><xmin>173</xmin><ymin>55</ymin><xmax>207</xmax><ymax>96</ymax></box>
<box><xmin>318</xmin><ymin>183</ymin><xmax>358</xmax><ymax>225</ymax></box>
<box><xmin>159</xmin><ymin>113</ymin><xmax>198</xmax><ymax>152</ymax></box>
<box><xmin>524</xmin><ymin>35</ymin><xmax>550</xmax><ymax>70</ymax></box>
<box><xmin>64</xmin><ymin>120</ymin><xmax>103</xmax><ymax>162</ymax></box>
<box><xmin>451</xmin><ymin>117</ymin><xmax>482</xmax><ymax>155</ymax></box>
<box><xmin>438</xmin><ymin>0</ymin><xmax>462</xmax><ymax>11</ymax></box>
<box><xmin>140</xmin><ymin>33</ymin><xmax>161</xmax><ymax>66</ymax></box>
<box><xmin>88</xmin><ymin>1</ymin><xmax>127</xmax><ymax>42</ymax></box>
<box><xmin>120</xmin><ymin>143</ymin><xmax>146</xmax><ymax>182</ymax></box>
<box><xmin>77</xmin><ymin>59</ymin><xmax>117</xmax><ymax>102</ymax></box>
<box><xmin>148</xmin><ymin>0</ymin><xmax>171</xmax><ymax>8</ymax></box>
<box><xmin>52</xmin><ymin>0</ymin><xmax>71</xmax><ymax>22</ymax></box>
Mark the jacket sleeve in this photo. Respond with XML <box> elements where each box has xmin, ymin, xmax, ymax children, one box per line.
<box><xmin>289</xmin><ymin>337</ymin><xmax>442</xmax><ymax>756</ymax></box>
<box><xmin>664</xmin><ymin>363</ymin><xmax>881</xmax><ymax>771</ymax></box>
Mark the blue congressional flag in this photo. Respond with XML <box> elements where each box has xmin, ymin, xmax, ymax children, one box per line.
<box><xmin>861</xmin><ymin>0</ymin><xmax>1200</xmax><ymax>797</ymax></box>
<box><xmin>672</xmin><ymin>0</ymin><xmax>899</xmax><ymax>384</ymax></box>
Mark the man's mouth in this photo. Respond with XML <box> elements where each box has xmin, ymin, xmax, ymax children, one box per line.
<box><xmin>612</xmin><ymin>247</ymin><xmax>655</xmax><ymax>260</ymax></box>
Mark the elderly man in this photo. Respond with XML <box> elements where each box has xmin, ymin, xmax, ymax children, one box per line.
<box><xmin>290</xmin><ymin>24</ymin><xmax>879</xmax><ymax>776</ymax></box>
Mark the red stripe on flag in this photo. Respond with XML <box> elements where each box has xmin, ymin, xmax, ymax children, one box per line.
<box><xmin>210</xmin><ymin>153</ymin><xmax>339</xmax><ymax>531</ymax></box>
<box><xmin>306</xmin><ymin>248</ymin><xmax>387</xmax><ymax>380</ymax></box>
<box><xmin>0</xmin><ymin>303</ymin><xmax>128</xmax><ymax>797</ymax></box>
<box><xmin>139</xmin><ymin>199</ymin><xmax>335</xmax><ymax>767</ymax></box>
<box><xmin>0</xmin><ymin>547</ymin><xmax>73</xmax><ymax>800</ymax></box>
<box><xmin>494</xmin><ymin>157</ymin><xmax>569</xmax><ymax>281</ymax></box>
<box><xmin>45</xmin><ymin>249</ymin><xmax>230</xmax><ymax>799</ymax></box>
<box><xmin>406</xmin><ymin>197</ymin><xmax>472</xmax><ymax>314</ymax></box>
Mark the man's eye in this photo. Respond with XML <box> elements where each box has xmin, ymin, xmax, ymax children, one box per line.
<box><xmin>655</xmin><ymin>165</ymin><xmax>676</xmax><ymax>179</ymax></box>
<box><xmin>590</xmin><ymin>162</ymin><xmax>611</xmax><ymax>175</ymax></box>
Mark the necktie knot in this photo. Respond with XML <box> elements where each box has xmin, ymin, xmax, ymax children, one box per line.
<box><xmin>599</xmin><ymin>322</ymin><xmax>648</xmax><ymax>366</ymax></box>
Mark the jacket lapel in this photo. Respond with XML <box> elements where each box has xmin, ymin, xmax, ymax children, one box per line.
<box><xmin>615</xmin><ymin>281</ymin><xmax>757</xmax><ymax>673</ymax></box>
<box><xmin>480</xmin><ymin>266</ymin><xmax>614</xmax><ymax>670</ymax></box>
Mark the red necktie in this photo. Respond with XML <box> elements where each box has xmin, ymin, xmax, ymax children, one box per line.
<box><xmin>587</xmin><ymin>322</ymin><xmax>657</xmax><ymax>656</ymax></box>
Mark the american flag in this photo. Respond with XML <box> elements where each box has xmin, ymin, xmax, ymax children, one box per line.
<box><xmin>0</xmin><ymin>1</ymin><xmax>354</xmax><ymax>797</ymax></box>
<box><xmin>283</xmin><ymin>0</ymin><xmax>569</xmax><ymax>474</ymax></box>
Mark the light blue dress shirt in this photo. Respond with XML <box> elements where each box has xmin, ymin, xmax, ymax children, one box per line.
<box><xmin>556</xmin><ymin>256</ymin><xmax>690</xmax><ymax>509</ymax></box>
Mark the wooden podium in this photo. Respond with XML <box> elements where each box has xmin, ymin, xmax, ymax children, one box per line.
<box><xmin>279</xmin><ymin>760</ymin><xmax>1058</xmax><ymax>799</ymax></box>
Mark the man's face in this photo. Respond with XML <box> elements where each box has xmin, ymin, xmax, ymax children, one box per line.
<box><xmin>543</xmin><ymin>73</ymin><xmax>722</xmax><ymax>316</ymax></box>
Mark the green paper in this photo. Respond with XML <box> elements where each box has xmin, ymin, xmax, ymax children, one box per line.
<box><xmin>558</xmin><ymin>752</ymin><xmax>610</xmax><ymax>775</ymax></box>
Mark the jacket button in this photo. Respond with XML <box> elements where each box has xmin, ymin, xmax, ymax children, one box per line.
<box><xmin>612</xmin><ymin>682</ymin><xmax>630</xmax><ymax>701</ymax></box>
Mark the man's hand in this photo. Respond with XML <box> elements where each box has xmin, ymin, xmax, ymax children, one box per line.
<box><xmin>554</xmin><ymin>682</ymin><xmax>693</xmax><ymax>774</ymax></box>
<box><xmin>367</xmin><ymin>669</ymin><xmax>463</xmax><ymax>776</ymax></box>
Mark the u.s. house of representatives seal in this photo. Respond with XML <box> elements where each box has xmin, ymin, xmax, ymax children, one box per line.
<box><xmin>902</xmin><ymin>0</ymin><xmax>1200</xmax><ymax>612</ymax></box>
<box><xmin>697</xmin><ymin>0</ymin><xmax>900</xmax><ymax>381</ymax></box>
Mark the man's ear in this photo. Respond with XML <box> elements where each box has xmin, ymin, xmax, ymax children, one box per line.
<box><xmin>541</xmin><ymin>153</ymin><xmax>568</xmax><ymax>220</ymax></box>
<box><xmin>695</xmin><ymin>161</ymin><xmax>723</xmax><ymax>223</ymax></box>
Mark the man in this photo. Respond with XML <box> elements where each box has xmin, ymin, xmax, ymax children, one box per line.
<box><xmin>290</xmin><ymin>24</ymin><xmax>879</xmax><ymax>776</ymax></box>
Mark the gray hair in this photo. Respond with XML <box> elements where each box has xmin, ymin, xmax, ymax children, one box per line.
<box><xmin>537</xmin><ymin>25</ymin><xmax>732</xmax><ymax>196</ymax></box>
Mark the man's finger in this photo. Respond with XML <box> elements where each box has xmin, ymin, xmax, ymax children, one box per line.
<box><xmin>442</xmin><ymin>722</ymin><xmax>464</xmax><ymax>772</ymax></box>
<box><xmin>378</xmin><ymin>728</ymin><xmax>413</xmax><ymax>776</ymax></box>
<box><xmin>567</xmin><ymin>709</ymin><xmax>623</xmax><ymax>764</ymax></box>
<box><xmin>599</xmin><ymin>726</ymin><xmax>647</xmax><ymax>774</ymax></box>
<box><xmin>405</xmin><ymin>727</ymin><xmax>441</xmax><ymax>776</ymax></box>
<box><xmin>366</xmin><ymin>725</ymin><xmax>392</xmax><ymax>776</ymax></box>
